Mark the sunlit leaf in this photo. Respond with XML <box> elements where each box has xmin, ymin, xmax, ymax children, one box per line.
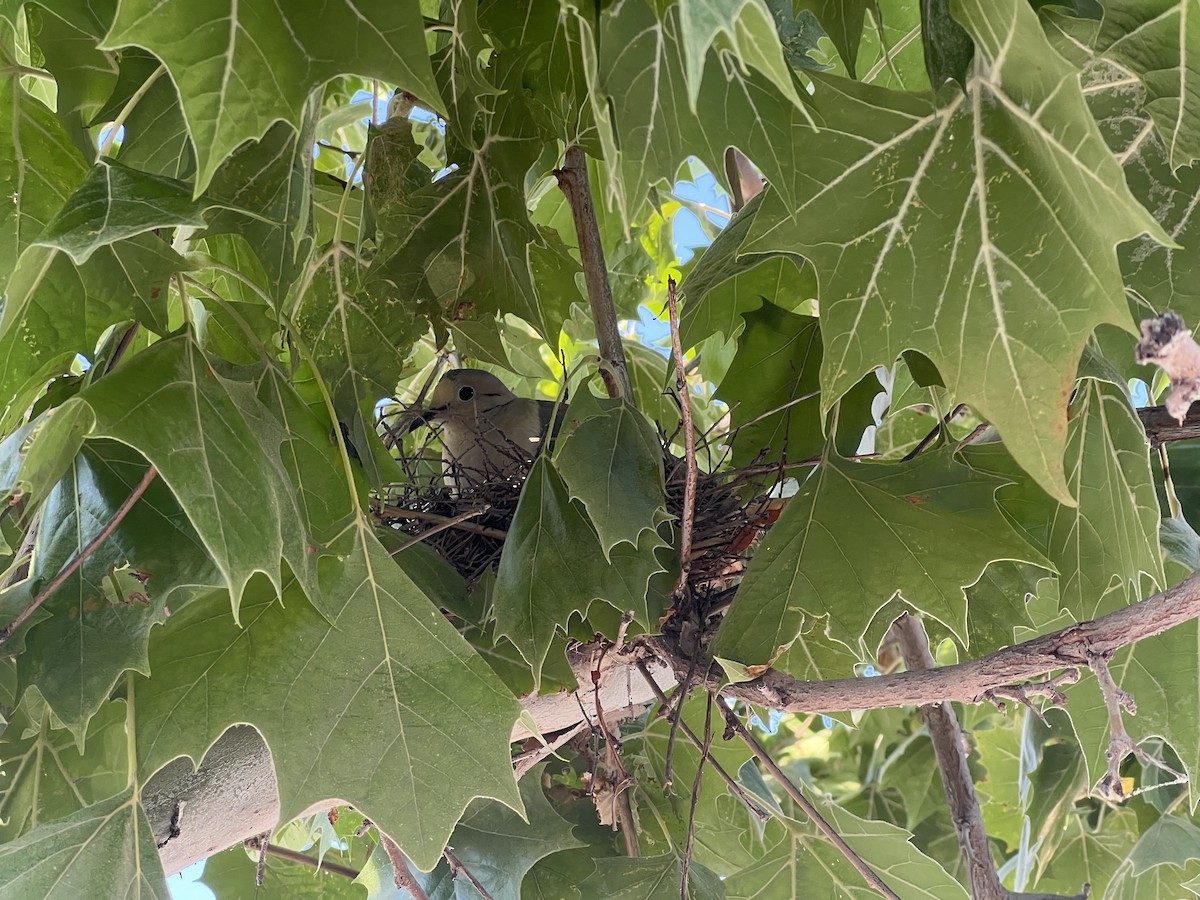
<box><xmin>744</xmin><ymin>0</ymin><xmax>1167</xmax><ymax>503</ymax></box>
<box><xmin>712</xmin><ymin>449</ymin><xmax>1047</xmax><ymax>668</ymax></box>
<box><xmin>100</xmin><ymin>0</ymin><xmax>443</xmax><ymax>194</ymax></box>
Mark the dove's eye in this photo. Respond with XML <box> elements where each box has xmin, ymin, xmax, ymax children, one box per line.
<box><xmin>457</xmin><ymin>385</ymin><xmax>475</xmax><ymax>402</ymax></box>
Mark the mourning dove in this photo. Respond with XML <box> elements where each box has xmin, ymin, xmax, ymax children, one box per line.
<box><xmin>410</xmin><ymin>369</ymin><xmax>561</xmax><ymax>491</ymax></box>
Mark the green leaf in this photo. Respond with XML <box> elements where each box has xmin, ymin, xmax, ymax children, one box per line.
<box><xmin>1092</xmin><ymin>1</ymin><xmax>1200</xmax><ymax>171</ymax></box>
<box><xmin>0</xmin><ymin>400</ymin><xmax>93</xmax><ymax>510</ymax></box>
<box><xmin>554</xmin><ymin>392</ymin><xmax>667</xmax><ymax>557</ymax></box>
<box><xmin>357</xmin><ymin>764</ymin><xmax>582</xmax><ymax>899</ymax></box>
<box><xmin>0</xmin><ymin>239</ymin><xmax>183</xmax><ymax>432</ymax></box>
<box><xmin>202</xmin><ymin>117</ymin><xmax>316</xmax><ymax>302</ymax></box>
<box><xmin>630</xmin><ymin>695</ymin><xmax>759</xmax><ymax>876</ymax></box>
<box><xmin>0</xmin><ymin>785</ymin><xmax>168</xmax><ymax>898</ymax></box>
<box><xmin>26</xmin><ymin>1</ymin><xmax>118</xmax><ymax>159</ymax></box>
<box><xmin>74</xmin><ymin>337</ymin><xmax>341</xmax><ymax>615</ymax></box>
<box><xmin>1030</xmin><ymin>809</ymin><xmax>1139</xmax><ymax>896</ymax></box>
<box><xmin>919</xmin><ymin>0</ymin><xmax>973</xmax><ymax>88</ymax></box>
<box><xmin>712</xmin><ymin>449</ymin><xmax>1046</xmax><ymax>669</ymax></box>
<box><xmin>725</xmin><ymin>800</ymin><xmax>968</xmax><ymax>899</ymax></box>
<box><xmin>679</xmin><ymin>192</ymin><xmax>816</xmax><ymax>349</ymax></box>
<box><xmin>578</xmin><ymin>853</ymin><xmax>725</xmax><ymax>900</ymax></box>
<box><xmin>743</xmin><ymin>0</ymin><xmax>1168</xmax><ymax>504</ymax></box>
<box><xmin>967</xmin><ymin>380</ymin><xmax>1163</xmax><ymax>621</ymax></box>
<box><xmin>0</xmin><ymin>67</ymin><xmax>89</xmax><ymax>288</ymax></box>
<box><xmin>14</xmin><ymin>440</ymin><xmax>220</xmax><ymax>737</ymax></box>
<box><xmin>678</xmin><ymin>0</ymin><xmax>806</xmax><ymax>108</ymax></box>
<box><xmin>96</xmin><ymin>49</ymin><xmax>193</xmax><ymax>179</ymax></box>
<box><xmin>799</xmin><ymin>0</ymin><xmax>874</xmax><ymax>78</ymax></box>
<box><xmin>0</xmin><ymin>696</ymin><xmax>128</xmax><ymax>843</ymax></box>
<box><xmin>135</xmin><ymin>528</ymin><xmax>522</xmax><ymax>872</ymax></box>
<box><xmin>493</xmin><ymin>457</ymin><xmax>613</xmax><ymax>687</ymax></box>
<box><xmin>715</xmin><ymin>302</ymin><xmax>876</xmax><ymax>469</ymax></box>
<box><xmin>36</xmin><ymin>159</ymin><xmax>205</xmax><ymax>263</ymax></box>
<box><xmin>574</xmin><ymin>0</ymin><xmax>815</xmax><ymax>223</ymax></box>
<box><xmin>100</xmin><ymin>0</ymin><xmax>443</xmax><ymax>195</ymax></box>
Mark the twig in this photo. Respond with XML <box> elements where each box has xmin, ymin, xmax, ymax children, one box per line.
<box><xmin>554</xmin><ymin>144</ymin><xmax>633</xmax><ymax>402</ymax></box>
<box><xmin>388</xmin><ymin>505</ymin><xmax>491</xmax><ymax>555</ymax></box>
<box><xmin>663</xmin><ymin>651</ymin><xmax>698</xmax><ymax>791</ymax></box>
<box><xmin>376</xmin><ymin>503</ymin><xmax>508</xmax><ymax>540</ymax></box>
<box><xmin>901</xmin><ymin>403</ymin><xmax>968</xmax><ymax>461</ymax></box>
<box><xmin>647</xmin><ymin>569</ymin><xmax>1200</xmax><ymax>714</ymax></box>
<box><xmin>512</xmin><ymin>721</ymin><xmax>586</xmax><ymax>781</ymax></box>
<box><xmin>893</xmin><ymin>614</ymin><xmax>1005</xmax><ymax>900</ymax></box>
<box><xmin>680</xmin><ymin>693</ymin><xmax>713</xmax><ymax>900</ymax></box>
<box><xmin>666</xmin><ymin>276</ymin><xmax>698</xmax><ymax>599</ymax></box>
<box><xmin>243</xmin><ymin>838</ymin><xmax>362</xmax><ymax>881</ymax></box>
<box><xmin>984</xmin><ymin>670</ymin><xmax>1080</xmax><ymax>723</ymax></box>
<box><xmin>634</xmin><ymin>661</ymin><xmax>771</xmax><ymax>822</ymax></box>
<box><xmin>1088</xmin><ymin>652</ymin><xmax>1187</xmax><ymax>801</ymax></box>
<box><xmin>0</xmin><ymin>465</ymin><xmax>158</xmax><ymax>646</ymax></box>
<box><xmin>381</xmin><ymin>834</ymin><xmax>429</xmax><ymax>900</ymax></box>
<box><xmin>590</xmin><ymin>644</ymin><xmax>641</xmax><ymax>857</ymax></box>
<box><xmin>718</xmin><ymin>699</ymin><xmax>901</xmax><ymax>900</ymax></box>
<box><xmin>444</xmin><ymin>847</ymin><xmax>494</xmax><ymax>899</ymax></box>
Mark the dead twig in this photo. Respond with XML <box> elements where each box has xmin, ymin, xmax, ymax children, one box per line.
<box><xmin>512</xmin><ymin>721</ymin><xmax>586</xmax><ymax>781</ymax></box>
<box><xmin>718</xmin><ymin>698</ymin><xmax>901</xmax><ymax>900</ymax></box>
<box><xmin>663</xmin><ymin>276</ymin><xmax>701</xmax><ymax>792</ymax></box>
<box><xmin>375</xmin><ymin>503</ymin><xmax>509</xmax><ymax>541</ymax></box>
<box><xmin>388</xmin><ymin>505</ymin><xmax>491</xmax><ymax>555</ymax></box>
<box><xmin>634</xmin><ymin>661</ymin><xmax>771</xmax><ymax>822</ymax></box>
<box><xmin>0</xmin><ymin>464</ymin><xmax>158</xmax><ymax>646</ymax></box>
<box><xmin>590</xmin><ymin>643</ymin><xmax>641</xmax><ymax>858</ymax></box>
<box><xmin>984</xmin><ymin>670</ymin><xmax>1080</xmax><ymax>723</ymax></box>
<box><xmin>902</xmin><ymin>403</ymin><xmax>969</xmax><ymax>462</ymax></box>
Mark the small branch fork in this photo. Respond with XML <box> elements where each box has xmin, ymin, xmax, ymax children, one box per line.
<box><xmin>892</xmin><ymin>615</ymin><xmax>1095</xmax><ymax>900</ymax></box>
<box><xmin>1088</xmin><ymin>653</ymin><xmax>1186</xmax><ymax>802</ymax></box>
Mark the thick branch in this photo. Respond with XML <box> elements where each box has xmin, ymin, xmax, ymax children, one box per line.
<box><xmin>1138</xmin><ymin>403</ymin><xmax>1200</xmax><ymax>446</ymax></box>
<box><xmin>655</xmin><ymin>570</ymin><xmax>1200</xmax><ymax>713</ymax></box>
<box><xmin>894</xmin><ymin>614</ymin><xmax>1005</xmax><ymax>900</ymax></box>
<box><xmin>554</xmin><ymin>144</ymin><xmax>634</xmax><ymax>402</ymax></box>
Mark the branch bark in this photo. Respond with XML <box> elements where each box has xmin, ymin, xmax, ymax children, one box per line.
<box><xmin>893</xmin><ymin>614</ymin><xmax>1005</xmax><ymax>900</ymax></box>
<box><xmin>654</xmin><ymin>570</ymin><xmax>1200</xmax><ymax>713</ymax></box>
<box><xmin>554</xmin><ymin>144</ymin><xmax>634</xmax><ymax>402</ymax></box>
<box><xmin>144</xmin><ymin>569</ymin><xmax>1200</xmax><ymax>878</ymax></box>
<box><xmin>1138</xmin><ymin>403</ymin><xmax>1200</xmax><ymax>446</ymax></box>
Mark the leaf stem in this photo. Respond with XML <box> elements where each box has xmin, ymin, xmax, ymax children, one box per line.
<box><xmin>99</xmin><ymin>65</ymin><xmax>166</xmax><ymax>158</ymax></box>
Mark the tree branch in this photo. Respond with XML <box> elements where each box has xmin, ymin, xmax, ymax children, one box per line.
<box><xmin>893</xmin><ymin>614</ymin><xmax>1005</xmax><ymax>900</ymax></box>
<box><xmin>1138</xmin><ymin>404</ymin><xmax>1200</xmax><ymax>446</ymax></box>
<box><xmin>651</xmin><ymin>570</ymin><xmax>1200</xmax><ymax>714</ymax></box>
<box><xmin>554</xmin><ymin>144</ymin><xmax>634</xmax><ymax>402</ymax></box>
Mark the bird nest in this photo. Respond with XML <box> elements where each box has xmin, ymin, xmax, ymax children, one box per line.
<box><xmin>373</xmin><ymin>440</ymin><xmax>784</xmax><ymax>599</ymax></box>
